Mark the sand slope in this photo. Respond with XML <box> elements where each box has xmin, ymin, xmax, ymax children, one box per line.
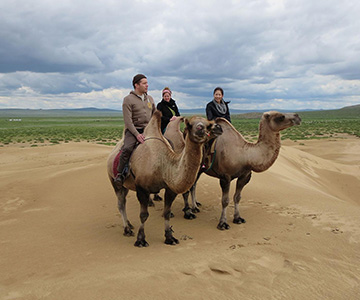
<box><xmin>1</xmin><ymin>138</ymin><xmax>359</xmax><ymax>299</ymax></box>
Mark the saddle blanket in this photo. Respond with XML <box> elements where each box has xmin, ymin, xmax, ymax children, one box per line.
<box><xmin>112</xmin><ymin>150</ymin><xmax>122</xmax><ymax>177</ymax></box>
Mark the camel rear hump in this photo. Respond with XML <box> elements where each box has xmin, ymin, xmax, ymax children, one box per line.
<box><xmin>144</xmin><ymin>110</ymin><xmax>163</xmax><ymax>137</ymax></box>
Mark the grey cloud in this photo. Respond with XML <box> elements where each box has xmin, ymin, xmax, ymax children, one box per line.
<box><xmin>0</xmin><ymin>0</ymin><xmax>359</xmax><ymax>110</ymax></box>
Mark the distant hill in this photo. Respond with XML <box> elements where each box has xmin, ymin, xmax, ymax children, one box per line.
<box><xmin>0</xmin><ymin>105</ymin><xmax>359</xmax><ymax>118</ymax></box>
<box><xmin>0</xmin><ymin>107</ymin><xmax>121</xmax><ymax>117</ymax></box>
<box><xmin>293</xmin><ymin>104</ymin><xmax>360</xmax><ymax>119</ymax></box>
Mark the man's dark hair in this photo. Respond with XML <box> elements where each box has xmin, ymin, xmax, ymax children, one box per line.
<box><xmin>132</xmin><ymin>74</ymin><xmax>147</xmax><ymax>88</ymax></box>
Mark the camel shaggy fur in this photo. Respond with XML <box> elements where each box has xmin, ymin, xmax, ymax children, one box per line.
<box><xmin>200</xmin><ymin>111</ymin><xmax>301</xmax><ymax>229</ymax></box>
<box><xmin>107</xmin><ymin>111</ymin><xmax>217</xmax><ymax>246</ymax></box>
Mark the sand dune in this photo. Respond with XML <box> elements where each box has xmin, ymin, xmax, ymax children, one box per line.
<box><xmin>1</xmin><ymin>138</ymin><xmax>359</xmax><ymax>299</ymax></box>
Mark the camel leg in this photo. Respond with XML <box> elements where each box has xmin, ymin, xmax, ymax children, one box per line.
<box><xmin>134</xmin><ymin>186</ymin><xmax>150</xmax><ymax>247</ymax></box>
<box><xmin>182</xmin><ymin>172</ymin><xmax>202</xmax><ymax>220</ymax></box>
<box><xmin>190</xmin><ymin>171</ymin><xmax>203</xmax><ymax>212</ymax></box>
<box><xmin>111</xmin><ymin>179</ymin><xmax>134</xmax><ymax>236</ymax></box>
<box><xmin>164</xmin><ymin>188</ymin><xmax>179</xmax><ymax>245</ymax></box>
<box><xmin>182</xmin><ymin>190</ymin><xmax>196</xmax><ymax>220</ymax></box>
<box><xmin>233</xmin><ymin>172</ymin><xmax>251</xmax><ymax>224</ymax></box>
<box><xmin>217</xmin><ymin>177</ymin><xmax>231</xmax><ymax>230</ymax></box>
<box><xmin>190</xmin><ymin>181</ymin><xmax>202</xmax><ymax>212</ymax></box>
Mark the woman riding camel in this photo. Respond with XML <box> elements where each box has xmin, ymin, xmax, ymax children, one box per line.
<box><xmin>156</xmin><ymin>87</ymin><xmax>181</xmax><ymax>133</ymax></box>
<box><xmin>206</xmin><ymin>87</ymin><xmax>231</xmax><ymax>123</ymax></box>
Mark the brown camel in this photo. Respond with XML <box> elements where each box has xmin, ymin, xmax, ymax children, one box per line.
<box><xmin>149</xmin><ymin>116</ymin><xmax>186</xmax><ymax>204</ymax></box>
<box><xmin>107</xmin><ymin>111</ymin><xmax>217</xmax><ymax>246</ymax></box>
<box><xmin>196</xmin><ymin>111</ymin><xmax>301</xmax><ymax>229</ymax></box>
<box><xmin>163</xmin><ymin>116</ymin><xmax>223</xmax><ymax>219</ymax></box>
<box><xmin>166</xmin><ymin>111</ymin><xmax>301</xmax><ymax>228</ymax></box>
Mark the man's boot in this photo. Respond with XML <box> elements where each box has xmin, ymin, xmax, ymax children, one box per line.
<box><xmin>115</xmin><ymin>163</ymin><xmax>129</xmax><ymax>184</ymax></box>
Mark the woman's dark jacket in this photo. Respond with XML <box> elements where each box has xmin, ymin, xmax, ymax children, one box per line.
<box><xmin>156</xmin><ymin>98</ymin><xmax>181</xmax><ymax>133</ymax></box>
<box><xmin>206</xmin><ymin>100</ymin><xmax>231</xmax><ymax>123</ymax></box>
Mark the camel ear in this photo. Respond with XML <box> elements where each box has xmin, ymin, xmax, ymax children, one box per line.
<box><xmin>264</xmin><ymin>113</ymin><xmax>270</xmax><ymax>120</ymax></box>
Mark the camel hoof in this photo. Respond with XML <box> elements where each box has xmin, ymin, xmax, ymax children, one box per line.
<box><xmin>217</xmin><ymin>222</ymin><xmax>230</xmax><ymax>230</ymax></box>
<box><xmin>148</xmin><ymin>200</ymin><xmax>155</xmax><ymax>207</ymax></box>
<box><xmin>233</xmin><ymin>217</ymin><xmax>246</xmax><ymax>224</ymax></box>
<box><xmin>123</xmin><ymin>226</ymin><xmax>134</xmax><ymax>237</ymax></box>
<box><xmin>165</xmin><ymin>236</ymin><xmax>179</xmax><ymax>245</ymax></box>
<box><xmin>134</xmin><ymin>239</ymin><xmax>149</xmax><ymax>247</ymax></box>
<box><xmin>191</xmin><ymin>207</ymin><xmax>200</xmax><ymax>213</ymax></box>
<box><xmin>153</xmin><ymin>194</ymin><xmax>162</xmax><ymax>201</ymax></box>
<box><xmin>184</xmin><ymin>210</ymin><xmax>196</xmax><ymax>220</ymax></box>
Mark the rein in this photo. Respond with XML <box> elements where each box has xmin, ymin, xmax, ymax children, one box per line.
<box><xmin>144</xmin><ymin>136</ymin><xmax>168</xmax><ymax>145</ymax></box>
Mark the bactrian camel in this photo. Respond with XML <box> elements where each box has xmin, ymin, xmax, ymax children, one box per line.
<box><xmin>107</xmin><ymin>111</ymin><xmax>218</xmax><ymax>247</ymax></box>
<box><xmin>168</xmin><ymin>111</ymin><xmax>301</xmax><ymax>229</ymax></box>
<box><xmin>163</xmin><ymin>116</ymin><xmax>223</xmax><ymax>219</ymax></box>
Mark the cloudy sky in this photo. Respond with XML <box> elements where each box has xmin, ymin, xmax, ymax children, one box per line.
<box><xmin>1</xmin><ymin>0</ymin><xmax>360</xmax><ymax>111</ymax></box>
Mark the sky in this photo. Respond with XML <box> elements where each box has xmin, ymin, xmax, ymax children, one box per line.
<box><xmin>1</xmin><ymin>0</ymin><xmax>360</xmax><ymax>111</ymax></box>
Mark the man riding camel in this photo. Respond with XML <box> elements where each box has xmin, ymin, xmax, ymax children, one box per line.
<box><xmin>115</xmin><ymin>74</ymin><xmax>156</xmax><ymax>183</ymax></box>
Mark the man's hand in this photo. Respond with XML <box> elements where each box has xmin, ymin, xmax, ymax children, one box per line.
<box><xmin>137</xmin><ymin>133</ymin><xmax>145</xmax><ymax>144</ymax></box>
<box><xmin>170</xmin><ymin>116</ymin><xmax>177</xmax><ymax>122</ymax></box>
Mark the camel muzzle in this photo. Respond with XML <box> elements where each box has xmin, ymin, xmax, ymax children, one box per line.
<box><xmin>292</xmin><ymin>114</ymin><xmax>302</xmax><ymax>125</ymax></box>
<box><xmin>195</xmin><ymin>124</ymin><xmax>206</xmax><ymax>137</ymax></box>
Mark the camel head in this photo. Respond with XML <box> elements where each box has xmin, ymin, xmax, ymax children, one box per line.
<box><xmin>185</xmin><ymin>116</ymin><xmax>218</xmax><ymax>143</ymax></box>
<box><xmin>208</xmin><ymin>122</ymin><xmax>223</xmax><ymax>140</ymax></box>
<box><xmin>262</xmin><ymin>111</ymin><xmax>301</xmax><ymax>132</ymax></box>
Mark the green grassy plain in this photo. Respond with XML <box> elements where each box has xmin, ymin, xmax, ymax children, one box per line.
<box><xmin>0</xmin><ymin>117</ymin><xmax>123</xmax><ymax>146</ymax></box>
<box><xmin>0</xmin><ymin>106</ymin><xmax>359</xmax><ymax>146</ymax></box>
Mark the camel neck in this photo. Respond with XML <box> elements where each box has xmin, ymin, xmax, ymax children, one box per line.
<box><xmin>249</xmin><ymin>123</ymin><xmax>281</xmax><ymax>172</ymax></box>
<box><xmin>170</xmin><ymin>135</ymin><xmax>202</xmax><ymax>193</ymax></box>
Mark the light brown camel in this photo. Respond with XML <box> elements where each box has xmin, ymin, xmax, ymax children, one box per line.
<box><xmin>150</xmin><ymin>116</ymin><xmax>186</xmax><ymax>204</ymax></box>
<box><xmin>107</xmin><ymin>111</ymin><xmax>217</xmax><ymax>246</ymax></box>
<box><xmin>196</xmin><ymin>111</ymin><xmax>301</xmax><ymax>229</ymax></box>
<box><xmin>166</xmin><ymin>111</ymin><xmax>301</xmax><ymax>228</ymax></box>
<box><xmin>163</xmin><ymin>116</ymin><xmax>223</xmax><ymax>219</ymax></box>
